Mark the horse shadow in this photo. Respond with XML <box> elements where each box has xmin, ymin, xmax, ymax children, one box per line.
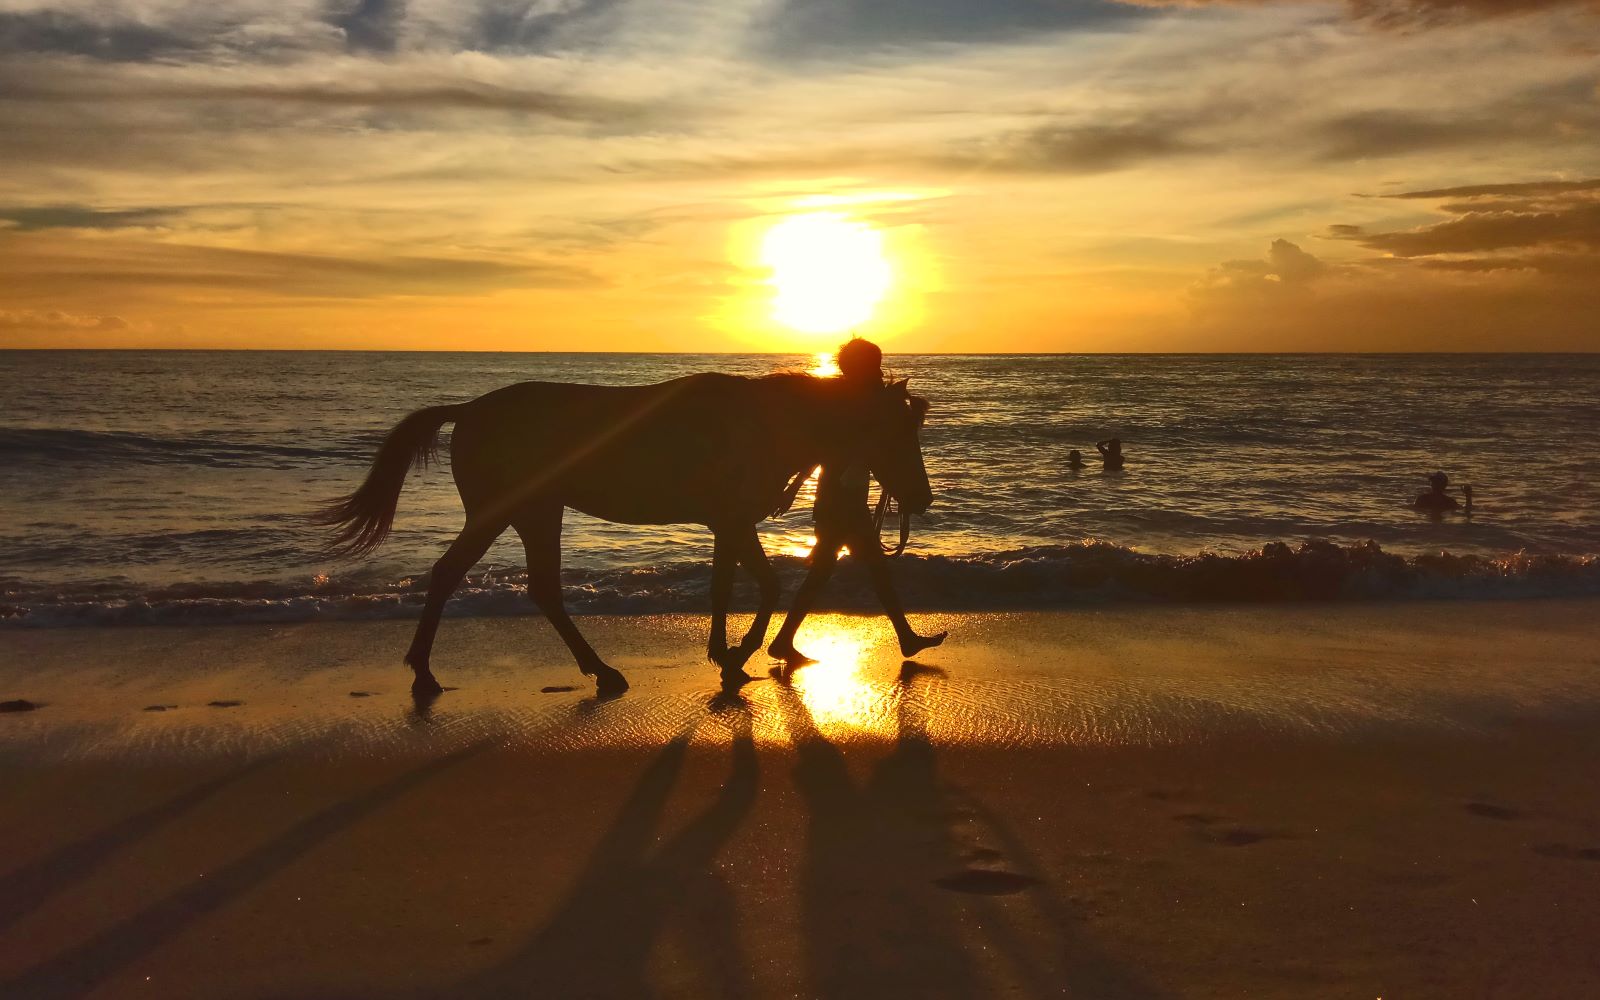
<box><xmin>774</xmin><ymin>665</ymin><xmax>1165</xmax><ymax>1000</ymax></box>
<box><xmin>0</xmin><ymin>757</ymin><xmax>274</xmax><ymax>937</ymax></box>
<box><xmin>1</xmin><ymin>744</ymin><xmax>488</xmax><ymax>1000</ymax></box>
<box><xmin>461</xmin><ymin>700</ymin><xmax>758</xmax><ymax>998</ymax></box>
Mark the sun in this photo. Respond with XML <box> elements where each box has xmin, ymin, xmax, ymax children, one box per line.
<box><xmin>760</xmin><ymin>212</ymin><xmax>892</xmax><ymax>335</ymax></box>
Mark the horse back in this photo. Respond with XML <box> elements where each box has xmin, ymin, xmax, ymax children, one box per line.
<box><xmin>448</xmin><ymin>374</ymin><xmax>781</xmax><ymax>525</ymax></box>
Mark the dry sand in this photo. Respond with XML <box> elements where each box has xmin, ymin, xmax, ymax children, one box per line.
<box><xmin>3</xmin><ymin>601</ymin><xmax>1599</xmax><ymax>998</ymax></box>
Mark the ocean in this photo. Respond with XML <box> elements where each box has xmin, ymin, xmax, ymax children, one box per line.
<box><xmin>2</xmin><ymin>351</ymin><xmax>1597</xmax><ymax>626</ymax></box>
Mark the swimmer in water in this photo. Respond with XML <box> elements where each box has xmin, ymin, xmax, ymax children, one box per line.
<box><xmin>1414</xmin><ymin>471</ymin><xmax>1461</xmax><ymax>512</ymax></box>
<box><xmin>1067</xmin><ymin>449</ymin><xmax>1086</xmax><ymax>470</ymax></box>
<box><xmin>1096</xmin><ymin>437</ymin><xmax>1125</xmax><ymax>471</ymax></box>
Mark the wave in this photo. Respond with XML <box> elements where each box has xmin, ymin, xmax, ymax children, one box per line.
<box><xmin>4</xmin><ymin>539</ymin><xmax>1598</xmax><ymax>628</ymax></box>
<box><xmin>0</xmin><ymin>427</ymin><xmax>377</xmax><ymax>469</ymax></box>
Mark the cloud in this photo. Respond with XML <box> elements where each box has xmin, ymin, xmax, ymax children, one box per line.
<box><xmin>1337</xmin><ymin>178</ymin><xmax>1600</xmax><ymax>256</ymax></box>
<box><xmin>973</xmin><ymin>121</ymin><xmax>1205</xmax><ymax>174</ymax></box>
<box><xmin>0</xmin><ymin>233</ymin><xmax>603</xmax><ymax>301</ymax></box>
<box><xmin>0</xmin><ymin>57</ymin><xmax>650</xmax><ymax>119</ymax></box>
<box><xmin>1312</xmin><ymin>110</ymin><xmax>1503</xmax><ymax>161</ymax></box>
<box><xmin>762</xmin><ymin>0</ymin><xmax>1150</xmax><ymax>58</ymax></box>
<box><xmin>1120</xmin><ymin>0</ymin><xmax>1598</xmax><ymax>28</ymax></box>
<box><xmin>328</xmin><ymin>0</ymin><xmax>407</xmax><ymax>54</ymax></box>
<box><xmin>0</xmin><ymin>308</ymin><xmax>135</xmax><ymax>332</ymax></box>
<box><xmin>1387</xmin><ymin>179</ymin><xmax>1600</xmax><ymax>199</ymax></box>
<box><xmin>1194</xmin><ymin>238</ymin><xmax>1331</xmax><ymax>298</ymax></box>
<box><xmin>1346</xmin><ymin>204</ymin><xmax>1600</xmax><ymax>256</ymax></box>
<box><xmin>0</xmin><ymin>205</ymin><xmax>181</xmax><ymax>232</ymax></box>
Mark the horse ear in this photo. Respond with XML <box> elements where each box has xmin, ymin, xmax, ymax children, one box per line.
<box><xmin>890</xmin><ymin>378</ymin><xmax>909</xmax><ymax>394</ymax></box>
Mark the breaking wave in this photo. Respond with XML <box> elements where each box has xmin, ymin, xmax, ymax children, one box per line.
<box><xmin>4</xmin><ymin>539</ymin><xmax>1597</xmax><ymax>628</ymax></box>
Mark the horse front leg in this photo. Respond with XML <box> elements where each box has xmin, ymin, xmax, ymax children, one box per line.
<box><xmin>708</xmin><ymin>527</ymin><xmax>779</xmax><ymax>683</ymax></box>
<box><xmin>707</xmin><ymin>527</ymin><xmax>741</xmax><ymax>683</ymax></box>
<box><xmin>735</xmin><ymin>529</ymin><xmax>779</xmax><ymax>663</ymax></box>
<box><xmin>515</xmin><ymin>506</ymin><xmax>628</xmax><ymax>699</ymax></box>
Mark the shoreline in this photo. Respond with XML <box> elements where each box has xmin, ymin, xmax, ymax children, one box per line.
<box><xmin>4</xmin><ymin>599</ymin><xmax>1600</xmax><ymax>760</ymax></box>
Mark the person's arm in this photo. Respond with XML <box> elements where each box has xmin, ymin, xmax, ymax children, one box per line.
<box><xmin>1096</xmin><ymin>440</ymin><xmax>1110</xmax><ymax>456</ymax></box>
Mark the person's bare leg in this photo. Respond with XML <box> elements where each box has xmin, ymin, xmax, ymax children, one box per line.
<box><xmin>857</xmin><ymin>540</ymin><xmax>948</xmax><ymax>658</ymax></box>
<box><xmin>768</xmin><ymin>543</ymin><xmax>839</xmax><ymax>669</ymax></box>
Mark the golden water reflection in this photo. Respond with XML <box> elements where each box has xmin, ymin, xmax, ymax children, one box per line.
<box><xmin>808</xmin><ymin>351</ymin><xmax>840</xmax><ymax>377</ymax></box>
<box><xmin>786</xmin><ymin>624</ymin><xmax>876</xmax><ymax>732</ymax></box>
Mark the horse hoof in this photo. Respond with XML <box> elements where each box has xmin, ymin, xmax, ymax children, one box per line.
<box><xmin>712</xmin><ymin>646</ymin><xmax>754</xmax><ymax>672</ymax></box>
<box><xmin>594</xmin><ymin>668</ymin><xmax>630</xmax><ymax>700</ymax></box>
<box><xmin>411</xmin><ymin>673</ymin><xmax>444</xmax><ymax>697</ymax></box>
<box><xmin>720</xmin><ymin>667</ymin><xmax>754</xmax><ymax>691</ymax></box>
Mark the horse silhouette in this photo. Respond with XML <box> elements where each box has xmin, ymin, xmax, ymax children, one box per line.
<box><xmin>315</xmin><ymin>371</ymin><xmax>932</xmax><ymax>697</ymax></box>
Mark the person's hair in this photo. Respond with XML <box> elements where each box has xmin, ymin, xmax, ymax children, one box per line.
<box><xmin>837</xmin><ymin>337</ymin><xmax>883</xmax><ymax>383</ymax></box>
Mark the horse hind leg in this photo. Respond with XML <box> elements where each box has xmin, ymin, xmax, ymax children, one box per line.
<box><xmin>405</xmin><ymin>518</ymin><xmax>503</xmax><ymax>695</ymax></box>
<box><xmin>514</xmin><ymin>506</ymin><xmax>628</xmax><ymax>699</ymax></box>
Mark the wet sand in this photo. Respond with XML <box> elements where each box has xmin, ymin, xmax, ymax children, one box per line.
<box><xmin>3</xmin><ymin>601</ymin><xmax>1600</xmax><ymax>998</ymax></box>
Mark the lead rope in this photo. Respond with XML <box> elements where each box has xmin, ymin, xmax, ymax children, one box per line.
<box><xmin>873</xmin><ymin>477</ymin><xmax>911</xmax><ymax>557</ymax></box>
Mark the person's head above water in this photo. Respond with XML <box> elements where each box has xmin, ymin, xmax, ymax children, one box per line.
<box><xmin>1428</xmin><ymin>471</ymin><xmax>1449</xmax><ymax>493</ymax></box>
<box><xmin>837</xmin><ymin>337</ymin><xmax>884</xmax><ymax>386</ymax></box>
<box><xmin>1068</xmin><ymin>449</ymin><xmax>1083</xmax><ymax>463</ymax></box>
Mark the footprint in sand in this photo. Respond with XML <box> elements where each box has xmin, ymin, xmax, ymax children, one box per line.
<box><xmin>1532</xmin><ymin>844</ymin><xmax>1600</xmax><ymax>862</ymax></box>
<box><xmin>348</xmin><ymin>691</ymin><xmax>376</xmax><ymax>698</ymax></box>
<box><xmin>1</xmin><ymin>699</ymin><xmax>41</xmax><ymax>713</ymax></box>
<box><xmin>207</xmin><ymin>700</ymin><xmax>244</xmax><ymax>708</ymax></box>
<box><xmin>934</xmin><ymin>869</ymin><xmax>1040</xmax><ymax>895</ymax></box>
<box><xmin>1173</xmin><ymin>812</ymin><xmax>1279</xmax><ymax>847</ymax></box>
<box><xmin>1464</xmin><ymin>802</ymin><xmax>1523</xmax><ymax>821</ymax></box>
<box><xmin>143</xmin><ymin>704</ymin><xmax>179</xmax><ymax>712</ymax></box>
<box><xmin>541</xmin><ymin>685</ymin><xmax>578</xmax><ymax>694</ymax></box>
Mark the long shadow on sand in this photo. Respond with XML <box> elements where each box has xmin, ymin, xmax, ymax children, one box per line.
<box><xmin>460</xmin><ymin>700</ymin><xmax>758</xmax><ymax>998</ymax></box>
<box><xmin>1</xmin><ymin>744</ymin><xmax>488</xmax><ymax>1000</ymax></box>
<box><xmin>0</xmin><ymin>757</ymin><xmax>273</xmax><ymax>936</ymax></box>
<box><xmin>774</xmin><ymin>665</ymin><xmax>1165</xmax><ymax>999</ymax></box>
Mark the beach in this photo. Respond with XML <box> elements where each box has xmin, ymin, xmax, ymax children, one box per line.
<box><xmin>5</xmin><ymin>601</ymin><xmax>1600</xmax><ymax>998</ymax></box>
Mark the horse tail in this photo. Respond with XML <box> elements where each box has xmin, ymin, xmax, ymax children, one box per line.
<box><xmin>312</xmin><ymin>404</ymin><xmax>462</xmax><ymax>558</ymax></box>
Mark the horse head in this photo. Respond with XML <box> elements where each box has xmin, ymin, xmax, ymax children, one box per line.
<box><xmin>865</xmin><ymin>378</ymin><xmax>933</xmax><ymax>517</ymax></box>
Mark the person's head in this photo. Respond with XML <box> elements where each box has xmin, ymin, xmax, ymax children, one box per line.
<box><xmin>1068</xmin><ymin>449</ymin><xmax>1082</xmax><ymax>463</ymax></box>
<box><xmin>1428</xmin><ymin>471</ymin><xmax>1449</xmax><ymax>493</ymax></box>
<box><xmin>837</xmin><ymin>337</ymin><xmax>884</xmax><ymax>386</ymax></box>
<box><xmin>1108</xmin><ymin>437</ymin><xmax>1122</xmax><ymax>454</ymax></box>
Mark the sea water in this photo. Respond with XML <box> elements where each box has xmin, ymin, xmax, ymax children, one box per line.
<box><xmin>2</xmin><ymin>351</ymin><xmax>1597</xmax><ymax>625</ymax></box>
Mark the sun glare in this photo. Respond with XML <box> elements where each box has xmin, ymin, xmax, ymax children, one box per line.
<box><xmin>760</xmin><ymin>212</ymin><xmax>892</xmax><ymax>335</ymax></box>
<box><xmin>789</xmin><ymin>624</ymin><xmax>874</xmax><ymax>730</ymax></box>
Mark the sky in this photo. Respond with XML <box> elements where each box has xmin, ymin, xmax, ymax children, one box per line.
<box><xmin>0</xmin><ymin>0</ymin><xmax>1597</xmax><ymax>352</ymax></box>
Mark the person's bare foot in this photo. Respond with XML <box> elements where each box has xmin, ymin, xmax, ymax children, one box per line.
<box><xmin>768</xmin><ymin>642</ymin><xmax>818</xmax><ymax>669</ymax></box>
<box><xmin>899</xmin><ymin>631</ymin><xmax>948</xmax><ymax>658</ymax></box>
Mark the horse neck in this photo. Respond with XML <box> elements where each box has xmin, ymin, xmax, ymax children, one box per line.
<box><xmin>765</xmin><ymin>375</ymin><xmax>854</xmax><ymax>468</ymax></box>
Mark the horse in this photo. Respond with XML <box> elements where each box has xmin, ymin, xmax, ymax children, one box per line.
<box><xmin>315</xmin><ymin>371</ymin><xmax>932</xmax><ymax>698</ymax></box>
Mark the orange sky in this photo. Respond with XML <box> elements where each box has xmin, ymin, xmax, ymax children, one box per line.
<box><xmin>1</xmin><ymin>0</ymin><xmax>1598</xmax><ymax>351</ymax></box>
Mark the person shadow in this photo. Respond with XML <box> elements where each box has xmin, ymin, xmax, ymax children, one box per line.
<box><xmin>774</xmin><ymin>663</ymin><xmax>1165</xmax><ymax>1000</ymax></box>
<box><xmin>461</xmin><ymin>698</ymin><xmax>758</xmax><ymax>998</ymax></box>
<box><xmin>773</xmin><ymin>667</ymin><xmax>979</xmax><ymax>997</ymax></box>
